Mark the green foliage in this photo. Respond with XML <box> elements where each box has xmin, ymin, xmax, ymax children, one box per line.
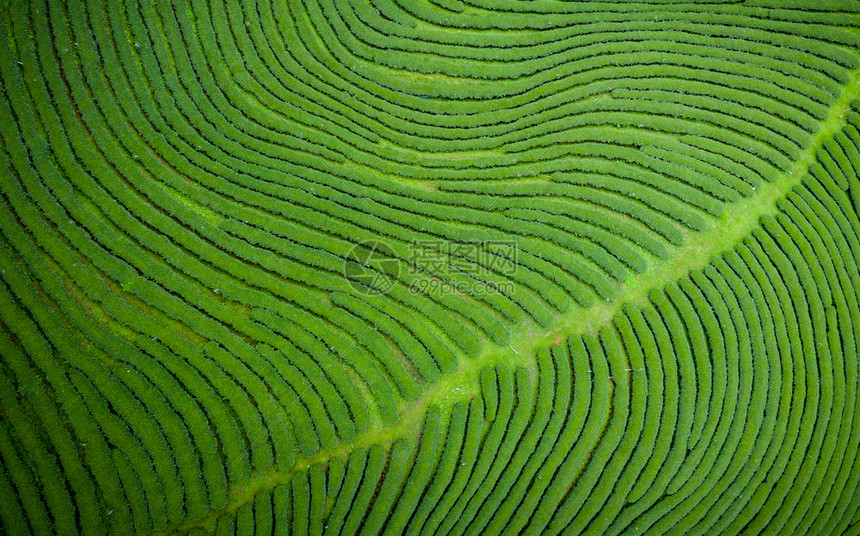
<box><xmin>2</xmin><ymin>0</ymin><xmax>860</xmax><ymax>535</ymax></box>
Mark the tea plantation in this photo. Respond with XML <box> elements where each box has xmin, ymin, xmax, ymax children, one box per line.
<box><xmin>2</xmin><ymin>0</ymin><xmax>860</xmax><ymax>534</ymax></box>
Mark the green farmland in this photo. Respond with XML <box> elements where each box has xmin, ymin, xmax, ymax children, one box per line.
<box><xmin>3</xmin><ymin>0</ymin><xmax>860</xmax><ymax>534</ymax></box>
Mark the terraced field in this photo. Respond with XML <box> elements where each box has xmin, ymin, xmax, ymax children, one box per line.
<box><xmin>2</xmin><ymin>0</ymin><xmax>860</xmax><ymax>534</ymax></box>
